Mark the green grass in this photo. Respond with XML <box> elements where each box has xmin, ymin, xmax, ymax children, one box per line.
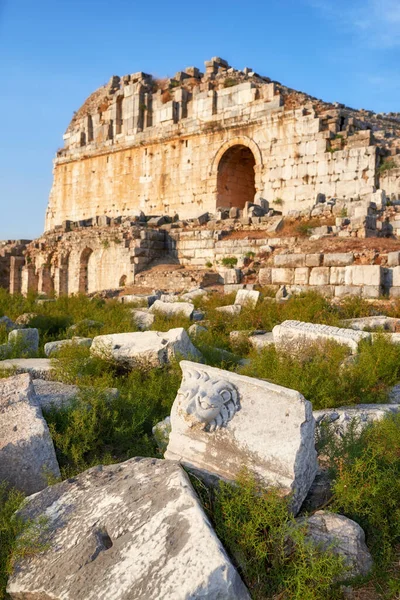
<box><xmin>192</xmin><ymin>470</ymin><xmax>345</xmax><ymax>600</ymax></box>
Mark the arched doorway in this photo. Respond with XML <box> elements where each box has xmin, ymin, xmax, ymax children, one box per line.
<box><xmin>79</xmin><ymin>248</ymin><xmax>93</xmax><ymax>293</ymax></box>
<box><xmin>217</xmin><ymin>145</ymin><xmax>256</xmax><ymax>210</ymax></box>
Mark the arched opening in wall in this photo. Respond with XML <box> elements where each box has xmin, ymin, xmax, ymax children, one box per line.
<box><xmin>119</xmin><ymin>274</ymin><xmax>127</xmax><ymax>288</ymax></box>
<box><xmin>79</xmin><ymin>248</ymin><xmax>93</xmax><ymax>294</ymax></box>
<box><xmin>217</xmin><ymin>145</ymin><xmax>256</xmax><ymax>210</ymax></box>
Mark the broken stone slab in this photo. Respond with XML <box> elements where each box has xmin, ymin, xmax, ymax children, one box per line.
<box><xmin>44</xmin><ymin>337</ymin><xmax>93</xmax><ymax>357</ymax></box>
<box><xmin>314</xmin><ymin>404</ymin><xmax>400</xmax><ymax>436</ymax></box>
<box><xmin>297</xmin><ymin>511</ymin><xmax>373</xmax><ymax>579</ymax></box>
<box><xmin>0</xmin><ymin>373</ymin><xmax>60</xmax><ymax>495</ymax></box>
<box><xmin>32</xmin><ymin>379</ymin><xmax>119</xmax><ymax>412</ymax></box>
<box><xmin>273</xmin><ymin>321</ymin><xmax>370</xmax><ymax>354</ymax></box>
<box><xmin>215</xmin><ymin>304</ymin><xmax>242</xmax><ymax>315</ymax></box>
<box><xmin>67</xmin><ymin>319</ymin><xmax>104</xmax><ymax>335</ymax></box>
<box><xmin>119</xmin><ymin>293</ymin><xmax>159</xmax><ymax>307</ymax></box>
<box><xmin>131</xmin><ymin>308</ymin><xmax>155</xmax><ymax>330</ymax></box>
<box><xmin>249</xmin><ymin>331</ymin><xmax>275</xmax><ymax>350</ymax></box>
<box><xmin>234</xmin><ymin>289</ymin><xmax>260</xmax><ymax>308</ymax></box>
<box><xmin>7</xmin><ymin>457</ymin><xmax>250</xmax><ymax>600</ymax></box>
<box><xmin>152</xmin><ymin>416</ymin><xmax>171</xmax><ymax>452</ymax></box>
<box><xmin>149</xmin><ymin>299</ymin><xmax>194</xmax><ymax>319</ymax></box>
<box><xmin>181</xmin><ymin>287</ymin><xmax>208</xmax><ymax>301</ymax></box>
<box><xmin>343</xmin><ymin>315</ymin><xmax>400</xmax><ymax>332</ymax></box>
<box><xmin>0</xmin><ymin>358</ymin><xmax>53</xmax><ymax>380</ymax></box>
<box><xmin>165</xmin><ymin>361</ymin><xmax>317</xmax><ymax>514</ymax></box>
<box><xmin>8</xmin><ymin>328</ymin><xmax>39</xmax><ymax>355</ymax></box>
<box><xmin>14</xmin><ymin>313</ymin><xmax>38</xmax><ymax>327</ymax></box>
<box><xmin>91</xmin><ymin>328</ymin><xmax>202</xmax><ymax>368</ymax></box>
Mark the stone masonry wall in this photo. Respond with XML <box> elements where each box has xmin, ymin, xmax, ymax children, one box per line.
<box><xmin>45</xmin><ymin>57</ymin><xmax>400</xmax><ymax>230</ymax></box>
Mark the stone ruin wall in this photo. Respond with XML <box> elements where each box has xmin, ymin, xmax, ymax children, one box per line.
<box><xmin>45</xmin><ymin>57</ymin><xmax>400</xmax><ymax>230</ymax></box>
<box><xmin>3</xmin><ymin>57</ymin><xmax>400</xmax><ymax>300</ymax></box>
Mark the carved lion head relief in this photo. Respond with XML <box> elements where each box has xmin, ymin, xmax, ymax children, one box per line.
<box><xmin>177</xmin><ymin>367</ymin><xmax>240</xmax><ymax>432</ymax></box>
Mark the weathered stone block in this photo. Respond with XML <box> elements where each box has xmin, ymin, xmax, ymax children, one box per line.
<box><xmin>388</xmin><ymin>252</ymin><xmax>400</xmax><ymax>268</ymax></box>
<box><xmin>345</xmin><ymin>265</ymin><xmax>382</xmax><ymax>287</ymax></box>
<box><xmin>271</xmin><ymin>267</ymin><xmax>295</xmax><ymax>285</ymax></box>
<box><xmin>294</xmin><ymin>267</ymin><xmax>310</xmax><ymax>285</ymax></box>
<box><xmin>7</xmin><ymin>458</ymin><xmax>249</xmax><ymax>600</ymax></box>
<box><xmin>273</xmin><ymin>320</ymin><xmax>370</xmax><ymax>354</ymax></box>
<box><xmin>150</xmin><ymin>299</ymin><xmax>194</xmax><ymax>319</ymax></box>
<box><xmin>234</xmin><ymin>289</ymin><xmax>260</xmax><ymax>307</ymax></box>
<box><xmin>8</xmin><ymin>328</ymin><xmax>39</xmax><ymax>355</ymax></box>
<box><xmin>91</xmin><ymin>328</ymin><xmax>202</xmax><ymax>368</ymax></box>
<box><xmin>305</xmin><ymin>254</ymin><xmax>322</xmax><ymax>267</ymax></box>
<box><xmin>258</xmin><ymin>267</ymin><xmax>272</xmax><ymax>285</ymax></box>
<box><xmin>215</xmin><ymin>304</ymin><xmax>242</xmax><ymax>315</ymax></box>
<box><xmin>309</xmin><ymin>267</ymin><xmax>330</xmax><ymax>286</ymax></box>
<box><xmin>274</xmin><ymin>254</ymin><xmax>306</xmax><ymax>268</ymax></box>
<box><xmin>44</xmin><ymin>337</ymin><xmax>92</xmax><ymax>357</ymax></box>
<box><xmin>0</xmin><ymin>358</ymin><xmax>53</xmax><ymax>379</ymax></box>
<box><xmin>330</xmin><ymin>266</ymin><xmax>346</xmax><ymax>285</ymax></box>
<box><xmin>0</xmin><ymin>374</ymin><xmax>60</xmax><ymax>495</ymax></box>
<box><xmin>323</xmin><ymin>253</ymin><xmax>354</xmax><ymax>267</ymax></box>
<box><xmin>166</xmin><ymin>361</ymin><xmax>317</xmax><ymax>514</ymax></box>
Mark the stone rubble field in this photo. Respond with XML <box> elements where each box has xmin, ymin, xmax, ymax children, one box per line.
<box><xmin>1</xmin><ymin>287</ymin><xmax>400</xmax><ymax>599</ymax></box>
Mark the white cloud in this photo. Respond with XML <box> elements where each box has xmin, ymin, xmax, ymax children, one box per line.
<box><xmin>309</xmin><ymin>0</ymin><xmax>400</xmax><ymax>47</ymax></box>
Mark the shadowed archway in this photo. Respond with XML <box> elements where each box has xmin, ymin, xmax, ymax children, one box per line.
<box><xmin>216</xmin><ymin>145</ymin><xmax>256</xmax><ymax>210</ymax></box>
<box><xmin>79</xmin><ymin>248</ymin><xmax>93</xmax><ymax>293</ymax></box>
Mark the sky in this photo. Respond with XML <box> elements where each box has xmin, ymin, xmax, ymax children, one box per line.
<box><xmin>0</xmin><ymin>0</ymin><xmax>399</xmax><ymax>239</ymax></box>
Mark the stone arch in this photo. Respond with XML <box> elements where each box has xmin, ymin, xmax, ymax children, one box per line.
<box><xmin>79</xmin><ymin>247</ymin><xmax>94</xmax><ymax>293</ymax></box>
<box><xmin>210</xmin><ymin>137</ymin><xmax>263</xmax><ymax>210</ymax></box>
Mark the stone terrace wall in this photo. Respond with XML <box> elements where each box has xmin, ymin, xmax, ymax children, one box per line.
<box><xmin>0</xmin><ymin>241</ymin><xmax>30</xmax><ymax>292</ymax></box>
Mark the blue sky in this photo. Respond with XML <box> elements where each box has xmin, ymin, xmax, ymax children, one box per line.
<box><xmin>0</xmin><ymin>0</ymin><xmax>399</xmax><ymax>239</ymax></box>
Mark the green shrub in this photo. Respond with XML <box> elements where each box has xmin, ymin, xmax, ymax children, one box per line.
<box><xmin>221</xmin><ymin>256</ymin><xmax>238</xmax><ymax>268</ymax></box>
<box><xmin>378</xmin><ymin>158</ymin><xmax>398</xmax><ymax>176</ymax></box>
<box><xmin>196</xmin><ymin>471</ymin><xmax>345</xmax><ymax>599</ymax></box>
<box><xmin>323</xmin><ymin>413</ymin><xmax>400</xmax><ymax>567</ymax></box>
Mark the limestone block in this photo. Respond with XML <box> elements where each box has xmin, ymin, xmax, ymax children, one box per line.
<box><xmin>234</xmin><ymin>289</ymin><xmax>260</xmax><ymax>308</ymax></box>
<box><xmin>0</xmin><ymin>358</ymin><xmax>53</xmax><ymax>380</ymax></box>
<box><xmin>0</xmin><ymin>316</ymin><xmax>17</xmax><ymax>332</ymax></box>
<box><xmin>297</xmin><ymin>511</ymin><xmax>373</xmax><ymax>578</ymax></box>
<box><xmin>330</xmin><ymin>267</ymin><xmax>346</xmax><ymax>285</ymax></box>
<box><xmin>181</xmin><ymin>288</ymin><xmax>208</xmax><ymax>301</ymax></box>
<box><xmin>273</xmin><ymin>320</ymin><xmax>370</xmax><ymax>354</ymax></box>
<box><xmin>0</xmin><ymin>374</ymin><xmax>60</xmax><ymax>495</ymax></box>
<box><xmin>131</xmin><ymin>308</ymin><xmax>155</xmax><ymax>330</ymax></box>
<box><xmin>7</xmin><ymin>458</ymin><xmax>249</xmax><ymax>600</ymax></box>
<box><xmin>305</xmin><ymin>254</ymin><xmax>322</xmax><ymax>267</ymax></box>
<box><xmin>220</xmin><ymin>268</ymin><xmax>242</xmax><ymax>285</ymax></box>
<box><xmin>345</xmin><ymin>265</ymin><xmax>382</xmax><ymax>287</ymax></box>
<box><xmin>248</xmin><ymin>332</ymin><xmax>275</xmax><ymax>350</ymax></box>
<box><xmin>152</xmin><ymin>416</ymin><xmax>171</xmax><ymax>452</ymax></box>
<box><xmin>258</xmin><ymin>267</ymin><xmax>272</xmax><ymax>285</ymax></box>
<box><xmin>44</xmin><ymin>337</ymin><xmax>93</xmax><ymax>357</ymax></box>
<box><xmin>334</xmin><ymin>286</ymin><xmax>362</xmax><ymax>298</ymax></box>
<box><xmin>343</xmin><ymin>316</ymin><xmax>400</xmax><ymax>332</ymax></box>
<box><xmin>309</xmin><ymin>267</ymin><xmax>330</xmax><ymax>286</ymax></box>
<box><xmin>150</xmin><ymin>299</ymin><xmax>194</xmax><ymax>319</ymax></box>
<box><xmin>91</xmin><ymin>329</ymin><xmax>202</xmax><ymax>368</ymax></box>
<box><xmin>323</xmin><ymin>253</ymin><xmax>354</xmax><ymax>267</ymax></box>
<box><xmin>8</xmin><ymin>328</ymin><xmax>39</xmax><ymax>355</ymax></box>
<box><xmin>314</xmin><ymin>404</ymin><xmax>399</xmax><ymax>435</ymax></box>
<box><xmin>387</xmin><ymin>251</ymin><xmax>400</xmax><ymax>267</ymax></box>
<box><xmin>271</xmin><ymin>268</ymin><xmax>295</xmax><ymax>285</ymax></box>
<box><xmin>294</xmin><ymin>267</ymin><xmax>310</xmax><ymax>285</ymax></box>
<box><xmin>362</xmin><ymin>285</ymin><xmax>381</xmax><ymax>298</ymax></box>
<box><xmin>391</xmin><ymin>266</ymin><xmax>400</xmax><ymax>287</ymax></box>
<box><xmin>215</xmin><ymin>304</ymin><xmax>242</xmax><ymax>315</ymax></box>
<box><xmin>166</xmin><ymin>361</ymin><xmax>317</xmax><ymax>514</ymax></box>
<box><xmin>274</xmin><ymin>254</ymin><xmax>306</xmax><ymax>268</ymax></box>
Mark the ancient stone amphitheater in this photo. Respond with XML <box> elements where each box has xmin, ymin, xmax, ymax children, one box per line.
<box><xmin>2</xmin><ymin>56</ymin><xmax>400</xmax><ymax>297</ymax></box>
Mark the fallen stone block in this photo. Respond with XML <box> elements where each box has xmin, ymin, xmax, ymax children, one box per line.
<box><xmin>249</xmin><ymin>331</ymin><xmax>275</xmax><ymax>350</ymax></box>
<box><xmin>91</xmin><ymin>328</ymin><xmax>202</xmax><ymax>368</ymax></box>
<box><xmin>119</xmin><ymin>293</ymin><xmax>159</xmax><ymax>307</ymax></box>
<box><xmin>149</xmin><ymin>299</ymin><xmax>194</xmax><ymax>319</ymax></box>
<box><xmin>0</xmin><ymin>373</ymin><xmax>60</xmax><ymax>495</ymax></box>
<box><xmin>221</xmin><ymin>268</ymin><xmax>242</xmax><ymax>285</ymax></box>
<box><xmin>297</xmin><ymin>511</ymin><xmax>373</xmax><ymax>578</ymax></box>
<box><xmin>343</xmin><ymin>315</ymin><xmax>400</xmax><ymax>332</ymax></box>
<box><xmin>0</xmin><ymin>316</ymin><xmax>18</xmax><ymax>332</ymax></box>
<box><xmin>215</xmin><ymin>304</ymin><xmax>242</xmax><ymax>315</ymax></box>
<box><xmin>152</xmin><ymin>416</ymin><xmax>171</xmax><ymax>452</ymax></box>
<box><xmin>188</xmin><ymin>323</ymin><xmax>208</xmax><ymax>337</ymax></box>
<box><xmin>234</xmin><ymin>289</ymin><xmax>260</xmax><ymax>308</ymax></box>
<box><xmin>181</xmin><ymin>287</ymin><xmax>208</xmax><ymax>301</ymax></box>
<box><xmin>8</xmin><ymin>328</ymin><xmax>39</xmax><ymax>355</ymax></box>
<box><xmin>273</xmin><ymin>321</ymin><xmax>370</xmax><ymax>354</ymax></box>
<box><xmin>166</xmin><ymin>361</ymin><xmax>317</xmax><ymax>514</ymax></box>
<box><xmin>44</xmin><ymin>337</ymin><xmax>93</xmax><ymax>357</ymax></box>
<box><xmin>7</xmin><ymin>458</ymin><xmax>249</xmax><ymax>600</ymax></box>
<box><xmin>32</xmin><ymin>379</ymin><xmax>119</xmax><ymax>412</ymax></box>
<box><xmin>314</xmin><ymin>404</ymin><xmax>400</xmax><ymax>435</ymax></box>
<box><xmin>0</xmin><ymin>358</ymin><xmax>53</xmax><ymax>379</ymax></box>
<box><xmin>131</xmin><ymin>308</ymin><xmax>155</xmax><ymax>330</ymax></box>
